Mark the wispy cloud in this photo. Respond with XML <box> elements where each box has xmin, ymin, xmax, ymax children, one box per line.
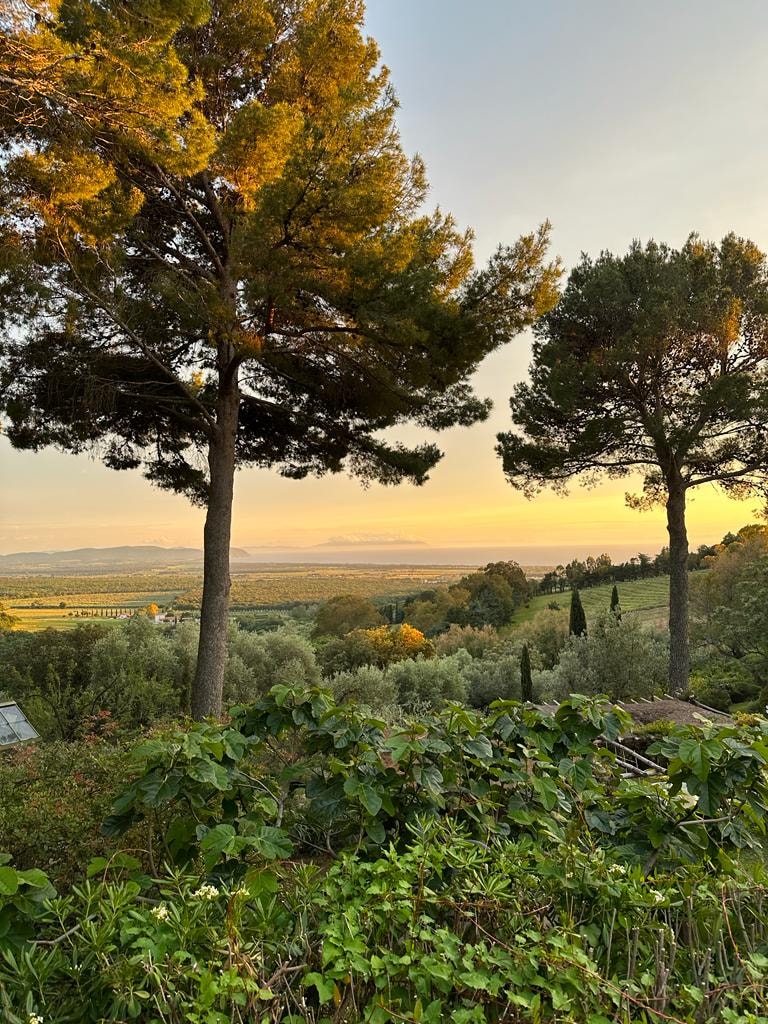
<box><xmin>316</xmin><ymin>533</ymin><xmax>426</xmax><ymax>548</ymax></box>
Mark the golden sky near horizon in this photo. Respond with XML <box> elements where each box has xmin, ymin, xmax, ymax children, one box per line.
<box><xmin>2</xmin><ymin>0</ymin><xmax>768</xmax><ymax>558</ymax></box>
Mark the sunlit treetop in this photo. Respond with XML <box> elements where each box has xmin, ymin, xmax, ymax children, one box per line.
<box><xmin>0</xmin><ymin>0</ymin><xmax>559</xmax><ymax>500</ymax></box>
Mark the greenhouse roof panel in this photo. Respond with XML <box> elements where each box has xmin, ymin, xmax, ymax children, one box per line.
<box><xmin>0</xmin><ymin>702</ymin><xmax>39</xmax><ymax>746</ymax></box>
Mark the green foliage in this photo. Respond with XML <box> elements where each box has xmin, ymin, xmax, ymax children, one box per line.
<box><xmin>499</xmin><ymin>236</ymin><xmax>768</xmax><ymax>692</ymax></box>
<box><xmin>4</xmin><ymin>693</ymin><xmax>768</xmax><ymax>1020</ymax></box>
<box><xmin>312</xmin><ymin>594</ymin><xmax>384</xmax><ymax>637</ymax></box>
<box><xmin>2</xmin><ymin>836</ymin><xmax>768</xmax><ymax>1023</ymax></box>
<box><xmin>0</xmin><ymin>604</ymin><xmax>19</xmax><ymax>630</ymax></box>
<box><xmin>317</xmin><ymin>623</ymin><xmax>433</xmax><ymax>676</ymax></box>
<box><xmin>325</xmin><ymin>664</ymin><xmax>399</xmax><ymax>715</ymax></box>
<box><xmin>386</xmin><ymin>652</ymin><xmax>470</xmax><ymax>709</ymax></box>
<box><xmin>0</xmin><ymin>740</ymin><xmax>142</xmax><ymax>884</ymax></box>
<box><xmin>690</xmin><ymin>659</ymin><xmax>760</xmax><ymax>711</ymax></box>
<box><xmin>404</xmin><ymin>562</ymin><xmax>531</xmax><ymax>635</ymax></box>
<box><xmin>224</xmin><ymin>626</ymin><xmax>320</xmax><ymax>703</ymax></box>
<box><xmin>0</xmin><ymin>835</ymin><xmax>765</xmax><ymax>1019</ymax></box>
<box><xmin>610</xmin><ymin>584</ymin><xmax>621</xmax><ymax>619</ymax></box>
<box><xmin>101</xmin><ymin>684</ymin><xmax>768</xmax><ymax>880</ymax></box>
<box><xmin>0</xmin><ymin>0</ymin><xmax>558</xmax><ymax>499</ymax></box>
<box><xmin>1</xmin><ymin>0</ymin><xmax>559</xmax><ymax>717</ymax></box>
<box><xmin>461</xmin><ymin>641</ymin><xmax>533</xmax><ymax>708</ymax></box>
<box><xmin>569</xmin><ymin>588</ymin><xmax>587</xmax><ymax>637</ymax></box>
<box><xmin>433</xmin><ymin>623</ymin><xmax>500</xmax><ymax>659</ymax></box>
<box><xmin>0</xmin><ymin>621</ymin><xmax>187</xmax><ymax>739</ymax></box>
<box><xmin>325</xmin><ymin>644</ymin><xmax>540</xmax><ymax>714</ymax></box>
<box><xmin>539</xmin><ymin>613</ymin><xmax>668</xmax><ymax>703</ymax></box>
<box><xmin>690</xmin><ymin>527</ymin><xmax>768</xmax><ymax>702</ymax></box>
<box><xmin>0</xmin><ymin>854</ymin><xmax>56</xmax><ymax>951</ymax></box>
<box><xmin>499</xmin><ymin>236</ymin><xmax>768</xmax><ymax>510</ymax></box>
<box><xmin>650</xmin><ymin>720</ymin><xmax>768</xmax><ymax>829</ymax></box>
<box><xmin>520</xmin><ymin>643</ymin><xmax>533</xmax><ymax>702</ymax></box>
<box><xmin>512</xmin><ymin>607</ymin><xmax>569</xmax><ymax>668</ymax></box>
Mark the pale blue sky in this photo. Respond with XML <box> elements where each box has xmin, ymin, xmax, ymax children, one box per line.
<box><xmin>3</xmin><ymin>1</ymin><xmax>768</xmax><ymax>556</ymax></box>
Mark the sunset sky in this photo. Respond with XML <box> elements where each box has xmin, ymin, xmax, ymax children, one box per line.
<box><xmin>2</xmin><ymin>0</ymin><xmax>768</xmax><ymax>559</ymax></box>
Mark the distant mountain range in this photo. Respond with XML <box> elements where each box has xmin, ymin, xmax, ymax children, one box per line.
<box><xmin>0</xmin><ymin>545</ymin><xmax>251</xmax><ymax>573</ymax></box>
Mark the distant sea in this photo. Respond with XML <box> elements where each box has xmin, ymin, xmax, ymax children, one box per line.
<box><xmin>237</xmin><ymin>543</ymin><xmax>658</xmax><ymax>570</ymax></box>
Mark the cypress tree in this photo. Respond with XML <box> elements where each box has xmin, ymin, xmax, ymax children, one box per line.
<box><xmin>520</xmin><ymin>643</ymin><xmax>533</xmax><ymax>702</ymax></box>
<box><xmin>569</xmin><ymin>589</ymin><xmax>587</xmax><ymax>637</ymax></box>
<box><xmin>610</xmin><ymin>584</ymin><xmax>622</xmax><ymax>621</ymax></box>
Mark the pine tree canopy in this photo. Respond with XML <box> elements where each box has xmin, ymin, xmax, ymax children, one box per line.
<box><xmin>0</xmin><ymin>0</ymin><xmax>560</xmax><ymax>503</ymax></box>
<box><xmin>497</xmin><ymin>234</ymin><xmax>768</xmax><ymax>509</ymax></box>
<box><xmin>498</xmin><ymin>233</ymin><xmax>768</xmax><ymax>693</ymax></box>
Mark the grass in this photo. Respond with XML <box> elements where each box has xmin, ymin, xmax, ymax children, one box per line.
<box><xmin>514</xmin><ymin>575</ymin><xmax>673</xmax><ymax>628</ymax></box>
<box><xmin>10</xmin><ymin>609</ymin><xmax>120</xmax><ymax>632</ymax></box>
<box><xmin>8</xmin><ymin>589</ymin><xmax>189</xmax><ymax>631</ymax></box>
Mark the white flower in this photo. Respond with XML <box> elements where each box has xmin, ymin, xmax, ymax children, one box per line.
<box><xmin>28</xmin><ymin>1015</ymin><xmax>44</xmax><ymax>1024</ymax></box>
<box><xmin>151</xmin><ymin>903</ymin><xmax>170</xmax><ymax>921</ymax></box>
<box><xmin>232</xmin><ymin>885</ymin><xmax>249</xmax><ymax>899</ymax></box>
<box><xmin>650</xmin><ymin>889</ymin><xmax>665</xmax><ymax>904</ymax></box>
<box><xmin>192</xmin><ymin>884</ymin><xmax>219</xmax><ymax>901</ymax></box>
<box><xmin>608</xmin><ymin>863</ymin><xmax>626</xmax><ymax>876</ymax></box>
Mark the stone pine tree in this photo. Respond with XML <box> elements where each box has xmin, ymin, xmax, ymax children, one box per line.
<box><xmin>497</xmin><ymin>235</ymin><xmax>768</xmax><ymax>695</ymax></box>
<box><xmin>610</xmin><ymin>585</ymin><xmax>621</xmax><ymax>621</ymax></box>
<box><xmin>519</xmin><ymin>643</ymin><xmax>533</xmax><ymax>702</ymax></box>
<box><xmin>569</xmin><ymin>589</ymin><xmax>587</xmax><ymax>638</ymax></box>
<box><xmin>0</xmin><ymin>0</ymin><xmax>560</xmax><ymax>718</ymax></box>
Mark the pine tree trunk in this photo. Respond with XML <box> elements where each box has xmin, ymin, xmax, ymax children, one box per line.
<box><xmin>666</xmin><ymin>479</ymin><xmax>689</xmax><ymax>696</ymax></box>
<box><xmin>192</xmin><ymin>373</ymin><xmax>239</xmax><ymax>720</ymax></box>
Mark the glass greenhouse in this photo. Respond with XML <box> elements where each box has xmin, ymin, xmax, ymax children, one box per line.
<box><xmin>0</xmin><ymin>701</ymin><xmax>39</xmax><ymax>747</ymax></box>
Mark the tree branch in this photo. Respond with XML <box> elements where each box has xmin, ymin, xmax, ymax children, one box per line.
<box><xmin>55</xmin><ymin>236</ymin><xmax>217</xmax><ymax>434</ymax></box>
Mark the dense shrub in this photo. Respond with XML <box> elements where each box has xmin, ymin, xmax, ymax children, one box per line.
<box><xmin>225</xmin><ymin>626</ymin><xmax>320</xmax><ymax>702</ymax></box>
<box><xmin>513</xmin><ymin>607</ymin><xmax>569</xmax><ymax>669</ymax></box>
<box><xmin>312</xmin><ymin>593</ymin><xmax>384</xmax><ymax>637</ymax></box>
<box><xmin>689</xmin><ymin>657</ymin><xmax>761</xmax><ymax>711</ymax></box>
<box><xmin>317</xmin><ymin>623</ymin><xmax>433</xmax><ymax>676</ymax></box>
<box><xmin>462</xmin><ymin>640</ymin><xmax>534</xmax><ymax>707</ymax></box>
<box><xmin>433</xmin><ymin>623</ymin><xmax>499</xmax><ymax>658</ymax></box>
<box><xmin>0</xmin><ymin>739</ymin><xmax>144</xmax><ymax>883</ymax></box>
<box><xmin>325</xmin><ymin>664</ymin><xmax>398</xmax><ymax>713</ymax></box>
<box><xmin>4</xmin><ymin>827</ymin><xmax>768</xmax><ymax>1023</ymax></box>
<box><xmin>0</xmin><ymin>621</ymin><xmax>325</xmax><ymax>739</ymax></box>
<box><xmin>4</xmin><ymin>689</ymin><xmax>768</xmax><ymax>1022</ymax></box>
<box><xmin>387</xmin><ymin>651</ymin><xmax>470</xmax><ymax>709</ymax></box>
<box><xmin>402</xmin><ymin>562</ymin><xmax>531</xmax><ymax>634</ymax></box>
<box><xmin>536</xmin><ymin>613</ymin><xmax>668</xmax><ymax>702</ymax></box>
<box><xmin>0</xmin><ymin>623</ymin><xmax>185</xmax><ymax>739</ymax></box>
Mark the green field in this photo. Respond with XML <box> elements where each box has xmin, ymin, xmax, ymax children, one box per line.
<box><xmin>2</xmin><ymin>567</ymin><xmax>678</xmax><ymax>633</ymax></box>
<box><xmin>2</xmin><ymin>566</ymin><xmax>470</xmax><ymax>630</ymax></box>
<box><xmin>515</xmin><ymin>575</ymin><xmax>672</xmax><ymax>628</ymax></box>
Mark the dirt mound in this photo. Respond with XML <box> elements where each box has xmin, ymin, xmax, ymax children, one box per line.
<box><xmin>617</xmin><ymin>699</ymin><xmax>729</xmax><ymax>727</ymax></box>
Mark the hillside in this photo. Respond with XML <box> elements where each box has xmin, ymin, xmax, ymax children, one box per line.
<box><xmin>0</xmin><ymin>545</ymin><xmax>251</xmax><ymax>573</ymax></box>
<box><xmin>516</xmin><ymin>575</ymin><xmax>672</xmax><ymax>628</ymax></box>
